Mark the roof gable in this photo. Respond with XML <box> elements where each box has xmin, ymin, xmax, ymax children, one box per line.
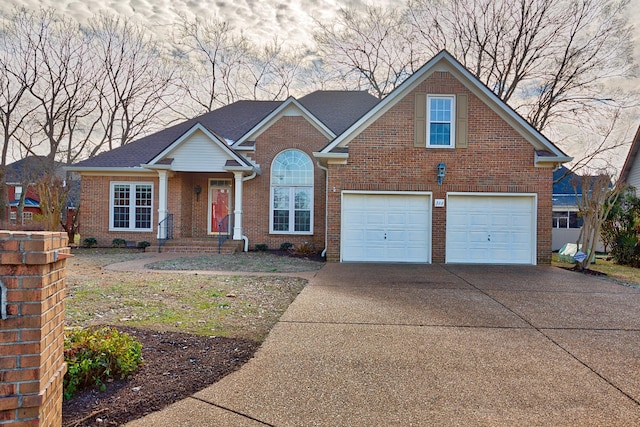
<box><xmin>146</xmin><ymin>123</ymin><xmax>252</xmax><ymax>172</ymax></box>
<box><xmin>70</xmin><ymin>101</ymin><xmax>280</xmax><ymax>170</ymax></box>
<box><xmin>319</xmin><ymin>50</ymin><xmax>571</xmax><ymax>166</ymax></box>
<box><xmin>232</xmin><ymin>97</ymin><xmax>335</xmax><ymax>148</ymax></box>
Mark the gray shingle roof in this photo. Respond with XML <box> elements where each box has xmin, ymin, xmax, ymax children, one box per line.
<box><xmin>72</xmin><ymin>91</ymin><xmax>379</xmax><ymax>169</ymax></box>
<box><xmin>298</xmin><ymin>91</ymin><xmax>380</xmax><ymax>135</ymax></box>
<box><xmin>73</xmin><ymin>101</ymin><xmax>281</xmax><ymax>168</ymax></box>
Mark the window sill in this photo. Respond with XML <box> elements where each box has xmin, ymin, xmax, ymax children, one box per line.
<box><xmin>269</xmin><ymin>231</ymin><xmax>314</xmax><ymax>235</ymax></box>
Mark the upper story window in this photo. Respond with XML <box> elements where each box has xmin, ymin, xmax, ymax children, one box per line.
<box><xmin>110</xmin><ymin>182</ymin><xmax>153</xmax><ymax>231</ymax></box>
<box><xmin>270</xmin><ymin>150</ymin><xmax>313</xmax><ymax>234</ymax></box>
<box><xmin>427</xmin><ymin>95</ymin><xmax>455</xmax><ymax>147</ymax></box>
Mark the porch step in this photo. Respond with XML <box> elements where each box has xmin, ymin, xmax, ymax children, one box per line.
<box><xmin>146</xmin><ymin>239</ymin><xmax>243</xmax><ymax>254</ymax></box>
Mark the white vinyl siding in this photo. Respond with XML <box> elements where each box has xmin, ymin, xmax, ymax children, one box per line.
<box><xmin>166</xmin><ymin>129</ymin><xmax>234</xmax><ymax>172</ymax></box>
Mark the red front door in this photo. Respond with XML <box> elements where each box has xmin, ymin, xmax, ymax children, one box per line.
<box><xmin>210</xmin><ymin>187</ymin><xmax>230</xmax><ymax>234</ymax></box>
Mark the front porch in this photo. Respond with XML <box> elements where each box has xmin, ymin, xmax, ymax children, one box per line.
<box><xmin>152</xmin><ymin>170</ymin><xmax>252</xmax><ymax>253</ymax></box>
<box><xmin>147</xmin><ymin>237</ymin><xmax>244</xmax><ymax>254</ymax></box>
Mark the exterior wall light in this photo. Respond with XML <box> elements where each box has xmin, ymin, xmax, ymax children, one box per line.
<box><xmin>437</xmin><ymin>162</ymin><xmax>446</xmax><ymax>185</ymax></box>
<box><xmin>194</xmin><ymin>184</ymin><xmax>202</xmax><ymax>201</ymax></box>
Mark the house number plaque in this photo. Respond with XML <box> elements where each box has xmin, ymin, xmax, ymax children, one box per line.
<box><xmin>434</xmin><ymin>199</ymin><xmax>445</xmax><ymax>208</ymax></box>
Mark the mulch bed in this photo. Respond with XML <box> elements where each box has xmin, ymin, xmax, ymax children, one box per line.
<box><xmin>62</xmin><ymin>327</ymin><xmax>258</xmax><ymax>427</ymax></box>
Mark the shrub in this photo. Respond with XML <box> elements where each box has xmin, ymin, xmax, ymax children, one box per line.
<box><xmin>64</xmin><ymin>326</ymin><xmax>143</xmax><ymax>400</ymax></box>
<box><xmin>112</xmin><ymin>238</ymin><xmax>127</xmax><ymax>248</ymax></box>
<box><xmin>279</xmin><ymin>242</ymin><xmax>294</xmax><ymax>251</ymax></box>
<box><xmin>255</xmin><ymin>243</ymin><xmax>268</xmax><ymax>251</ymax></box>
<box><xmin>295</xmin><ymin>241</ymin><xmax>317</xmax><ymax>256</ymax></box>
<box><xmin>137</xmin><ymin>241</ymin><xmax>151</xmax><ymax>249</ymax></box>
<box><xmin>82</xmin><ymin>237</ymin><xmax>97</xmax><ymax>248</ymax></box>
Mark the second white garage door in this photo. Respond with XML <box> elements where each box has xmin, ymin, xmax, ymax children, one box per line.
<box><xmin>446</xmin><ymin>194</ymin><xmax>536</xmax><ymax>264</ymax></box>
<box><xmin>342</xmin><ymin>192</ymin><xmax>431</xmax><ymax>263</ymax></box>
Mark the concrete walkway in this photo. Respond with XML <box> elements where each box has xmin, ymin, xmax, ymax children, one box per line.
<box><xmin>126</xmin><ymin>263</ymin><xmax>640</xmax><ymax>426</ymax></box>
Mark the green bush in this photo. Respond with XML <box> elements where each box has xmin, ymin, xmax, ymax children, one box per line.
<box><xmin>279</xmin><ymin>242</ymin><xmax>293</xmax><ymax>251</ymax></box>
<box><xmin>112</xmin><ymin>238</ymin><xmax>127</xmax><ymax>248</ymax></box>
<box><xmin>255</xmin><ymin>243</ymin><xmax>268</xmax><ymax>251</ymax></box>
<box><xmin>82</xmin><ymin>237</ymin><xmax>97</xmax><ymax>248</ymax></box>
<box><xmin>137</xmin><ymin>241</ymin><xmax>151</xmax><ymax>248</ymax></box>
<box><xmin>64</xmin><ymin>326</ymin><xmax>143</xmax><ymax>400</ymax></box>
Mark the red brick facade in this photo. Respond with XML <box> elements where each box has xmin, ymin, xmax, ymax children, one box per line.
<box><xmin>78</xmin><ymin>116</ymin><xmax>329</xmax><ymax>251</ymax></box>
<box><xmin>242</xmin><ymin>116</ymin><xmax>328</xmax><ymax>251</ymax></box>
<box><xmin>0</xmin><ymin>231</ymin><xmax>70</xmax><ymax>426</ymax></box>
<box><xmin>77</xmin><ymin>68</ymin><xmax>556</xmax><ymax>263</ymax></box>
<box><xmin>324</xmin><ymin>71</ymin><xmax>552</xmax><ymax>263</ymax></box>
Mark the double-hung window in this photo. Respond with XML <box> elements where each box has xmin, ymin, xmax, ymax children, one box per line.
<box><xmin>427</xmin><ymin>95</ymin><xmax>455</xmax><ymax>147</ymax></box>
<box><xmin>270</xmin><ymin>150</ymin><xmax>313</xmax><ymax>234</ymax></box>
<box><xmin>110</xmin><ymin>182</ymin><xmax>153</xmax><ymax>231</ymax></box>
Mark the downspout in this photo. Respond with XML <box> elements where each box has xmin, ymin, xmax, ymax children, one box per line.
<box><xmin>316</xmin><ymin>162</ymin><xmax>329</xmax><ymax>258</ymax></box>
<box><xmin>241</xmin><ymin>171</ymin><xmax>258</xmax><ymax>252</ymax></box>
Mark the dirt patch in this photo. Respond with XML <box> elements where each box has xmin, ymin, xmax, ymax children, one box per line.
<box><xmin>146</xmin><ymin>251</ymin><xmax>324</xmax><ymax>272</ymax></box>
<box><xmin>62</xmin><ymin>251</ymin><xmax>314</xmax><ymax>426</ymax></box>
<box><xmin>62</xmin><ymin>327</ymin><xmax>258</xmax><ymax>426</ymax></box>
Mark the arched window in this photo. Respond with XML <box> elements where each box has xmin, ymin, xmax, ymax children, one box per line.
<box><xmin>270</xmin><ymin>150</ymin><xmax>313</xmax><ymax>233</ymax></box>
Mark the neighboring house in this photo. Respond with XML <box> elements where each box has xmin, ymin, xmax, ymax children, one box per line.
<box><xmin>552</xmin><ymin>166</ymin><xmax>609</xmax><ymax>252</ymax></box>
<box><xmin>552</xmin><ymin>166</ymin><xmax>585</xmax><ymax>251</ymax></box>
<box><xmin>68</xmin><ymin>50</ymin><xmax>571</xmax><ymax>264</ymax></box>
<box><xmin>6</xmin><ymin>156</ymin><xmax>79</xmax><ymax>227</ymax></box>
<box><xmin>620</xmin><ymin>124</ymin><xmax>640</xmax><ymax>193</ymax></box>
<box><xmin>6</xmin><ymin>156</ymin><xmax>50</xmax><ymax>224</ymax></box>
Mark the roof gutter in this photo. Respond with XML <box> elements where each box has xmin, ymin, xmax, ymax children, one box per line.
<box><xmin>316</xmin><ymin>161</ymin><xmax>329</xmax><ymax>259</ymax></box>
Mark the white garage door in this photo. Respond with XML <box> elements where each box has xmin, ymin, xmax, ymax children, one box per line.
<box><xmin>446</xmin><ymin>195</ymin><xmax>536</xmax><ymax>264</ymax></box>
<box><xmin>341</xmin><ymin>193</ymin><xmax>431</xmax><ymax>263</ymax></box>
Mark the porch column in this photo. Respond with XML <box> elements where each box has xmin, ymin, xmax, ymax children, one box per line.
<box><xmin>233</xmin><ymin>171</ymin><xmax>243</xmax><ymax>240</ymax></box>
<box><xmin>157</xmin><ymin>170</ymin><xmax>169</xmax><ymax>239</ymax></box>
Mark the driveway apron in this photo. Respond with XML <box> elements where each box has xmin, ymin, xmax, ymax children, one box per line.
<box><xmin>127</xmin><ymin>263</ymin><xmax>640</xmax><ymax>426</ymax></box>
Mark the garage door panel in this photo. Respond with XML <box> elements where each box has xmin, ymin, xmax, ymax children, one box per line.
<box><xmin>447</xmin><ymin>195</ymin><xmax>535</xmax><ymax>265</ymax></box>
<box><xmin>342</xmin><ymin>193</ymin><xmax>430</xmax><ymax>263</ymax></box>
<box><xmin>387</xmin><ymin>213</ymin><xmax>407</xmax><ymax>226</ymax></box>
<box><xmin>365</xmin><ymin>213</ymin><xmax>385</xmax><ymax>226</ymax></box>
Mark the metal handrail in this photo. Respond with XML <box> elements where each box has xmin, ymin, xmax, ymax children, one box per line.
<box><xmin>217</xmin><ymin>214</ymin><xmax>232</xmax><ymax>253</ymax></box>
<box><xmin>158</xmin><ymin>214</ymin><xmax>174</xmax><ymax>253</ymax></box>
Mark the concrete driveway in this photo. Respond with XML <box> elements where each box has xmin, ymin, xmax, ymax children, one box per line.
<box><xmin>128</xmin><ymin>264</ymin><xmax>640</xmax><ymax>426</ymax></box>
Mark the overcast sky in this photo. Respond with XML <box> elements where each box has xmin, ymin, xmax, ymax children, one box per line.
<box><xmin>2</xmin><ymin>0</ymin><xmax>639</xmax><ymax>169</ymax></box>
<box><xmin>3</xmin><ymin>0</ymin><xmax>402</xmax><ymax>46</ymax></box>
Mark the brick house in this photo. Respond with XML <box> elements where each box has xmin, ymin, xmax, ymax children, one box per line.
<box><xmin>69</xmin><ymin>51</ymin><xmax>571</xmax><ymax>264</ymax></box>
<box><xmin>6</xmin><ymin>156</ymin><xmax>79</xmax><ymax>228</ymax></box>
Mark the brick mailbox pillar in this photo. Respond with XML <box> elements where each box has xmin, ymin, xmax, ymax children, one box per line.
<box><xmin>0</xmin><ymin>232</ymin><xmax>70</xmax><ymax>426</ymax></box>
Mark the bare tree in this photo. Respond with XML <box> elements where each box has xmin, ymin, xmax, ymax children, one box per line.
<box><xmin>237</xmin><ymin>38</ymin><xmax>307</xmax><ymax>101</ymax></box>
<box><xmin>13</xmin><ymin>9</ymin><xmax>100</xmax><ymax>170</ymax></box>
<box><xmin>573</xmin><ymin>173</ymin><xmax>622</xmax><ymax>270</ymax></box>
<box><xmin>171</xmin><ymin>15</ymin><xmax>250</xmax><ymax>116</ymax></box>
<box><xmin>84</xmin><ymin>13</ymin><xmax>177</xmax><ymax>157</ymax></box>
<box><xmin>314</xmin><ymin>6</ymin><xmax>420</xmax><ymax>98</ymax></box>
<box><xmin>0</xmin><ymin>10</ymin><xmax>40</xmax><ymax>221</ymax></box>
<box><xmin>407</xmin><ymin>0</ymin><xmax>637</xmax><ymax>131</ymax></box>
<box><xmin>34</xmin><ymin>172</ymin><xmax>68</xmax><ymax>231</ymax></box>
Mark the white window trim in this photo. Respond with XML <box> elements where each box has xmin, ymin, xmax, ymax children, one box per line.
<box><xmin>269</xmin><ymin>150</ymin><xmax>314</xmax><ymax>235</ymax></box>
<box><xmin>427</xmin><ymin>95</ymin><xmax>456</xmax><ymax>148</ymax></box>
<box><xmin>109</xmin><ymin>182</ymin><xmax>154</xmax><ymax>232</ymax></box>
